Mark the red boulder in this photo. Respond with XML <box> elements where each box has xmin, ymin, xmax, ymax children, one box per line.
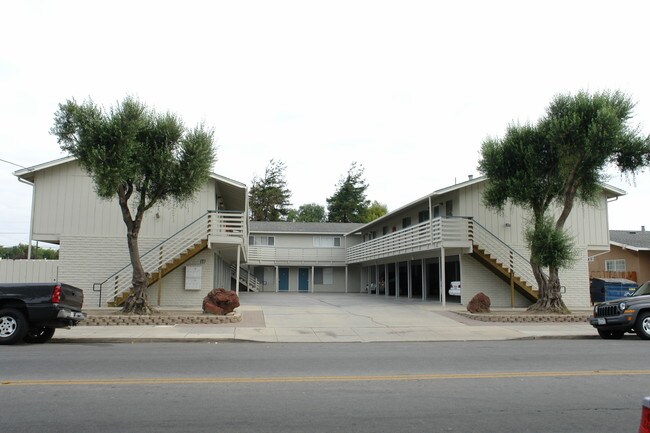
<box><xmin>202</xmin><ymin>288</ymin><xmax>240</xmax><ymax>315</ymax></box>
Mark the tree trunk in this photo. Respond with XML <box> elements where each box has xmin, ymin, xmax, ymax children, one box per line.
<box><xmin>121</xmin><ymin>230</ymin><xmax>154</xmax><ymax>314</ymax></box>
<box><xmin>117</xmin><ymin>189</ymin><xmax>154</xmax><ymax>315</ymax></box>
<box><xmin>527</xmin><ymin>264</ymin><xmax>571</xmax><ymax>314</ymax></box>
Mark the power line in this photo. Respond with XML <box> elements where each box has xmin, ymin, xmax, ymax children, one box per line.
<box><xmin>0</xmin><ymin>158</ymin><xmax>26</xmax><ymax>169</ymax></box>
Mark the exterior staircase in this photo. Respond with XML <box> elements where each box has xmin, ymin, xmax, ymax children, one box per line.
<box><xmin>467</xmin><ymin>219</ymin><xmax>539</xmax><ymax>303</ymax></box>
<box><xmin>231</xmin><ymin>264</ymin><xmax>262</xmax><ymax>292</ymax></box>
<box><xmin>109</xmin><ymin>240</ymin><xmax>209</xmax><ymax>307</ymax></box>
<box><xmin>92</xmin><ymin>211</ymin><xmax>245</xmax><ymax>308</ymax></box>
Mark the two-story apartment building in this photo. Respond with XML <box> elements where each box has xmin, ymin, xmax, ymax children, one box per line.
<box><xmin>9</xmin><ymin>157</ymin><xmax>623</xmax><ymax>310</ymax></box>
<box><xmin>346</xmin><ymin>176</ymin><xmax>622</xmax><ymax>309</ymax></box>
<box><xmin>13</xmin><ymin>156</ymin><xmax>249</xmax><ymax>308</ymax></box>
<box><xmin>246</xmin><ymin>221</ymin><xmax>363</xmax><ymax>293</ymax></box>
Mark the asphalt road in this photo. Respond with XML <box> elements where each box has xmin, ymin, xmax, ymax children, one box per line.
<box><xmin>1</xmin><ymin>340</ymin><xmax>648</xmax><ymax>433</ymax></box>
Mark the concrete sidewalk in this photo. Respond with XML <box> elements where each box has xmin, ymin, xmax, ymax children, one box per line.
<box><xmin>53</xmin><ymin>293</ymin><xmax>598</xmax><ymax>343</ymax></box>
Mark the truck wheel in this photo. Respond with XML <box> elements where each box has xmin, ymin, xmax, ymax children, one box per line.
<box><xmin>23</xmin><ymin>327</ymin><xmax>56</xmax><ymax>344</ymax></box>
<box><xmin>598</xmin><ymin>329</ymin><xmax>624</xmax><ymax>339</ymax></box>
<box><xmin>635</xmin><ymin>312</ymin><xmax>650</xmax><ymax>340</ymax></box>
<box><xmin>0</xmin><ymin>308</ymin><xmax>28</xmax><ymax>345</ymax></box>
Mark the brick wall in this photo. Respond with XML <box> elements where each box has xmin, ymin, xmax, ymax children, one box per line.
<box><xmin>461</xmin><ymin>255</ymin><xmax>530</xmax><ymax>307</ymax></box>
<box><xmin>461</xmin><ymin>249</ymin><xmax>591</xmax><ymax>309</ymax></box>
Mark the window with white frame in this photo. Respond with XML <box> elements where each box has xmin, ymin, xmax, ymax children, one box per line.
<box><xmin>313</xmin><ymin>236</ymin><xmax>341</xmax><ymax>247</ymax></box>
<box><xmin>605</xmin><ymin>259</ymin><xmax>626</xmax><ymax>272</ymax></box>
<box><xmin>249</xmin><ymin>235</ymin><xmax>275</xmax><ymax>246</ymax></box>
<box><xmin>314</xmin><ymin>267</ymin><xmax>334</xmax><ymax>285</ymax></box>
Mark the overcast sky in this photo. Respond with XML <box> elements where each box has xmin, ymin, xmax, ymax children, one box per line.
<box><xmin>1</xmin><ymin>0</ymin><xmax>649</xmax><ymax>247</ymax></box>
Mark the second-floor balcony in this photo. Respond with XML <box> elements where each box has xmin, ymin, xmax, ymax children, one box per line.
<box><xmin>346</xmin><ymin>217</ymin><xmax>472</xmax><ymax>264</ymax></box>
<box><xmin>247</xmin><ymin>246</ymin><xmax>347</xmax><ymax>266</ymax></box>
<box><xmin>207</xmin><ymin>210</ymin><xmax>247</xmax><ymax>245</ymax></box>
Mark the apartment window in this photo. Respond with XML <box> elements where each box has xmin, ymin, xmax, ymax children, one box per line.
<box><xmin>249</xmin><ymin>236</ymin><xmax>274</xmax><ymax>246</ymax></box>
<box><xmin>418</xmin><ymin>210</ymin><xmax>430</xmax><ymax>223</ymax></box>
<box><xmin>314</xmin><ymin>267</ymin><xmax>334</xmax><ymax>285</ymax></box>
<box><xmin>433</xmin><ymin>206</ymin><xmax>440</xmax><ymax>218</ymax></box>
<box><xmin>446</xmin><ymin>200</ymin><xmax>453</xmax><ymax>217</ymax></box>
<box><xmin>313</xmin><ymin>236</ymin><xmax>341</xmax><ymax>247</ymax></box>
<box><xmin>605</xmin><ymin>259</ymin><xmax>626</xmax><ymax>272</ymax></box>
<box><xmin>382</xmin><ymin>226</ymin><xmax>388</xmax><ymax>236</ymax></box>
<box><xmin>402</xmin><ymin>217</ymin><xmax>411</xmax><ymax>229</ymax></box>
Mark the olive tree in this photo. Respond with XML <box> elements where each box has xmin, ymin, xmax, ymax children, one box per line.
<box><xmin>52</xmin><ymin>97</ymin><xmax>215</xmax><ymax>314</ymax></box>
<box><xmin>479</xmin><ymin>91</ymin><xmax>649</xmax><ymax>313</ymax></box>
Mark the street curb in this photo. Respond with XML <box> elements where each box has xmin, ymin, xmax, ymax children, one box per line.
<box><xmin>50</xmin><ymin>335</ymin><xmax>600</xmax><ymax>344</ymax></box>
<box><xmin>454</xmin><ymin>311</ymin><xmax>591</xmax><ymax>323</ymax></box>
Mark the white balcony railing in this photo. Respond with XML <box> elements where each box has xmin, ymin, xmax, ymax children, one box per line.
<box><xmin>248</xmin><ymin>246</ymin><xmax>347</xmax><ymax>265</ymax></box>
<box><xmin>346</xmin><ymin>217</ymin><xmax>470</xmax><ymax>263</ymax></box>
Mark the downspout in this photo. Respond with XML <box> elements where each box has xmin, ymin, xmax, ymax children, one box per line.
<box><xmin>18</xmin><ymin>177</ymin><xmax>35</xmax><ymax>259</ymax></box>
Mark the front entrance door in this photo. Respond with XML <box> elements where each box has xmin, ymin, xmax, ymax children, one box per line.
<box><xmin>279</xmin><ymin>268</ymin><xmax>290</xmax><ymax>291</ymax></box>
<box><xmin>298</xmin><ymin>268</ymin><xmax>309</xmax><ymax>292</ymax></box>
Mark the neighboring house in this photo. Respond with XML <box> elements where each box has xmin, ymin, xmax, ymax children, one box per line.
<box><xmin>246</xmin><ymin>221</ymin><xmax>363</xmax><ymax>293</ymax></box>
<box><xmin>8</xmin><ymin>158</ymin><xmax>623</xmax><ymax>310</ymax></box>
<box><xmin>345</xmin><ymin>176</ymin><xmax>621</xmax><ymax>309</ymax></box>
<box><xmin>589</xmin><ymin>227</ymin><xmax>650</xmax><ymax>284</ymax></box>
<box><xmin>12</xmin><ymin>156</ymin><xmax>249</xmax><ymax>308</ymax></box>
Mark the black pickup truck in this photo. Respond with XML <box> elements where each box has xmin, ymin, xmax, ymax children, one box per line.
<box><xmin>590</xmin><ymin>281</ymin><xmax>650</xmax><ymax>340</ymax></box>
<box><xmin>0</xmin><ymin>282</ymin><xmax>86</xmax><ymax>345</ymax></box>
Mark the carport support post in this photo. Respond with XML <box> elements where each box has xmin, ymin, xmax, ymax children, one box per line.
<box><xmin>394</xmin><ymin>262</ymin><xmax>398</xmax><ymax>298</ymax></box>
<box><xmin>421</xmin><ymin>258</ymin><xmax>426</xmax><ymax>301</ymax></box>
<box><xmin>311</xmin><ymin>266</ymin><xmax>315</xmax><ymax>293</ymax></box>
<box><xmin>384</xmin><ymin>263</ymin><xmax>389</xmax><ymax>297</ymax></box>
<box><xmin>440</xmin><ymin>246</ymin><xmax>446</xmax><ymax>307</ymax></box>
<box><xmin>375</xmin><ymin>264</ymin><xmax>379</xmax><ymax>296</ymax></box>
<box><xmin>235</xmin><ymin>244</ymin><xmax>241</xmax><ymax>295</ymax></box>
<box><xmin>407</xmin><ymin>259</ymin><xmax>412</xmax><ymax>299</ymax></box>
<box><xmin>275</xmin><ymin>265</ymin><xmax>279</xmax><ymax>293</ymax></box>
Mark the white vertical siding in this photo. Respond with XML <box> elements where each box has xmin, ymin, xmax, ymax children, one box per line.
<box><xmin>145</xmin><ymin>249</ymin><xmax>215</xmax><ymax>307</ymax></box>
<box><xmin>0</xmin><ymin>260</ymin><xmax>60</xmax><ymax>283</ymax></box>
<box><xmin>31</xmin><ymin>161</ymin><xmax>217</xmax><ymax>242</ymax></box>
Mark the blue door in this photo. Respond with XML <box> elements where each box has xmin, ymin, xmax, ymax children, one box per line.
<box><xmin>278</xmin><ymin>268</ymin><xmax>289</xmax><ymax>291</ymax></box>
<box><xmin>298</xmin><ymin>268</ymin><xmax>309</xmax><ymax>292</ymax></box>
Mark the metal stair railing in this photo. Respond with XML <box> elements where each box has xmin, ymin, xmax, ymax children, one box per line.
<box><xmin>466</xmin><ymin>218</ymin><xmax>539</xmax><ymax>291</ymax></box>
<box><xmin>230</xmin><ymin>264</ymin><xmax>262</xmax><ymax>292</ymax></box>
<box><xmin>91</xmin><ymin>210</ymin><xmax>244</xmax><ymax>307</ymax></box>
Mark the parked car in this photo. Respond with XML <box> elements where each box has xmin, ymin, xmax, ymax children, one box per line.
<box><xmin>0</xmin><ymin>282</ymin><xmax>86</xmax><ymax>344</ymax></box>
<box><xmin>448</xmin><ymin>281</ymin><xmax>461</xmax><ymax>297</ymax></box>
<box><xmin>589</xmin><ymin>281</ymin><xmax>650</xmax><ymax>340</ymax></box>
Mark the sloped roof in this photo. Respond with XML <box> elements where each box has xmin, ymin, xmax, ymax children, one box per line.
<box><xmin>610</xmin><ymin>229</ymin><xmax>650</xmax><ymax>251</ymax></box>
<box><xmin>346</xmin><ymin>175</ymin><xmax>627</xmax><ymax>235</ymax></box>
<box><xmin>13</xmin><ymin>156</ymin><xmax>247</xmax><ymax>210</ymax></box>
<box><xmin>250</xmin><ymin>221</ymin><xmax>363</xmax><ymax>235</ymax></box>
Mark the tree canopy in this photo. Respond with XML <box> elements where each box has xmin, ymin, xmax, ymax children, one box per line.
<box><xmin>287</xmin><ymin>203</ymin><xmax>327</xmax><ymax>222</ymax></box>
<box><xmin>249</xmin><ymin>159</ymin><xmax>292</xmax><ymax>221</ymax></box>
<box><xmin>52</xmin><ymin>97</ymin><xmax>215</xmax><ymax>314</ymax></box>
<box><xmin>0</xmin><ymin>244</ymin><xmax>58</xmax><ymax>260</ymax></box>
<box><xmin>479</xmin><ymin>90</ymin><xmax>650</xmax><ymax>313</ymax></box>
<box><xmin>363</xmin><ymin>200</ymin><xmax>388</xmax><ymax>223</ymax></box>
<box><xmin>326</xmin><ymin>163</ymin><xmax>371</xmax><ymax>223</ymax></box>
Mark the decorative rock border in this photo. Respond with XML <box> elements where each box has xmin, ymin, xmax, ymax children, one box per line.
<box><xmin>454</xmin><ymin>311</ymin><xmax>590</xmax><ymax>323</ymax></box>
<box><xmin>80</xmin><ymin>312</ymin><xmax>242</xmax><ymax>326</ymax></box>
